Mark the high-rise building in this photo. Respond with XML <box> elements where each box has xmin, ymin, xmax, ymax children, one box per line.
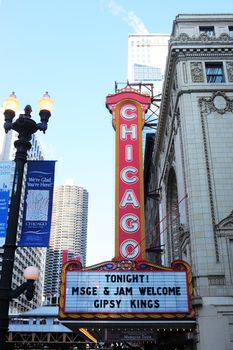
<box><xmin>44</xmin><ymin>182</ymin><xmax>88</xmax><ymax>305</ymax></box>
<box><xmin>145</xmin><ymin>13</ymin><xmax>233</xmax><ymax>350</ymax></box>
<box><xmin>128</xmin><ymin>34</ymin><xmax>169</xmax><ymax>93</ymax></box>
<box><xmin>0</xmin><ymin>110</ymin><xmax>46</xmax><ymax>313</ymax></box>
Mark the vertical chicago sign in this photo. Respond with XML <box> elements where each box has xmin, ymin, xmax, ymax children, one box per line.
<box><xmin>106</xmin><ymin>87</ymin><xmax>151</xmax><ymax>261</ymax></box>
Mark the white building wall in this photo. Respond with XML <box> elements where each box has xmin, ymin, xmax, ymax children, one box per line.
<box><xmin>148</xmin><ymin>13</ymin><xmax>233</xmax><ymax>350</ymax></box>
<box><xmin>128</xmin><ymin>34</ymin><xmax>169</xmax><ymax>92</ymax></box>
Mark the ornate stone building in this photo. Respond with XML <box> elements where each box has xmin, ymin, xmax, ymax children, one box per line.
<box><xmin>145</xmin><ymin>14</ymin><xmax>233</xmax><ymax>349</ymax></box>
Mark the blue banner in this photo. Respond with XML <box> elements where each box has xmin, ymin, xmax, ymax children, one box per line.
<box><xmin>19</xmin><ymin>160</ymin><xmax>56</xmax><ymax>247</ymax></box>
<box><xmin>0</xmin><ymin>161</ymin><xmax>15</xmax><ymax>247</ymax></box>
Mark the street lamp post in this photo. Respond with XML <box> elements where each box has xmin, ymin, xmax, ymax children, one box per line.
<box><xmin>0</xmin><ymin>92</ymin><xmax>53</xmax><ymax>349</ymax></box>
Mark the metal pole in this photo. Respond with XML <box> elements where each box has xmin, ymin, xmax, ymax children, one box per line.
<box><xmin>0</xmin><ymin>117</ymin><xmax>37</xmax><ymax>349</ymax></box>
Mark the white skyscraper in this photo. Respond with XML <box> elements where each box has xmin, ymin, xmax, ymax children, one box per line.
<box><xmin>128</xmin><ymin>34</ymin><xmax>169</xmax><ymax>93</ymax></box>
<box><xmin>44</xmin><ymin>182</ymin><xmax>88</xmax><ymax>305</ymax></box>
<box><xmin>0</xmin><ymin>110</ymin><xmax>46</xmax><ymax>313</ymax></box>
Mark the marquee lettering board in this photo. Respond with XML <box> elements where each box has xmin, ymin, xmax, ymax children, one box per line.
<box><xmin>59</xmin><ymin>260</ymin><xmax>194</xmax><ymax>321</ymax></box>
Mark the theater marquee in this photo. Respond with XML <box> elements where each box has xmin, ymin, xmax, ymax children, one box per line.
<box><xmin>59</xmin><ymin>259</ymin><xmax>194</xmax><ymax>321</ymax></box>
<box><xmin>59</xmin><ymin>86</ymin><xmax>195</xmax><ymax>325</ymax></box>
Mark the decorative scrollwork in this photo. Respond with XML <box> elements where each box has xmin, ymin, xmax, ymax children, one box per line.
<box><xmin>216</xmin><ymin>210</ymin><xmax>233</xmax><ymax>232</ymax></box>
<box><xmin>219</xmin><ymin>33</ymin><xmax>230</xmax><ymax>41</ymax></box>
<box><xmin>190</xmin><ymin>62</ymin><xmax>204</xmax><ymax>82</ymax></box>
<box><xmin>199</xmin><ymin>33</ymin><xmax>210</xmax><ymax>41</ymax></box>
<box><xmin>226</xmin><ymin>61</ymin><xmax>233</xmax><ymax>82</ymax></box>
<box><xmin>199</xmin><ymin>91</ymin><xmax>233</xmax><ymax>115</ymax></box>
<box><xmin>177</xmin><ymin>33</ymin><xmax>190</xmax><ymax>41</ymax></box>
<box><xmin>170</xmin><ymin>33</ymin><xmax>233</xmax><ymax>44</ymax></box>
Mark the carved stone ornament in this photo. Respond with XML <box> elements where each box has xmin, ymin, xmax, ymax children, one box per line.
<box><xmin>199</xmin><ymin>91</ymin><xmax>233</xmax><ymax>115</ymax></box>
<box><xmin>170</xmin><ymin>32</ymin><xmax>233</xmax><ymax>44</ymax></box>
<box><xmin>179</xmin><ymin>224</ymin><xmax>190</xmax><ymax>247</ymax></box>
<box><xmin>219</xmin><ymin>33</ymin><xmax>230</xmax><ymax>41</ymax></box>
<box><xmin>226</xmin><ymin>61</ymin><xmax>233</xmax><ymax>82</ymax></box>
<box><xmin>176</xmin><ymin>33</ymin><xmax>190</xmax><ymax>41</ymax></box>
<box><xmin>216</xmin><ymin>210</ymin><xmax>233</xmax><ymax>231</ymax></box>
<box><xmin>199</xmin><ymin>33</ymin><xmax>210</xmax><ymax>41</ymax></box>
<box><xmin>213</xmin><ymin>95</ymin><xmax>227</xmax><ymax>110</ymax></box>
<box><xmin>190</xmin><ymin>62</ymin><xmax>204</xmax><ymax>82</ymax></box>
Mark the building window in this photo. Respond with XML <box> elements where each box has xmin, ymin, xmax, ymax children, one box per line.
<box><xmin>229</xmin><ymin>26</ymin><xmax>233</xmax><ymax>38</ymax></box>
<box><xmin>40</xmin><ymin>318</ymin><xmax>46</xmax><ymax>325</ymax></box>
<box><xmin>134</xmin><ymin>63</ymin><xmax>162</xmax><ymax>81</ymax></box>
<box><xmin>205</xmin><ymin>63</ymin><xmax>225</xmax><ymax>83</ymax></box>
<box><xmin>199</xmin><ymin>26</ymin><xmax>215</xmax><ymax>37</ymax></box>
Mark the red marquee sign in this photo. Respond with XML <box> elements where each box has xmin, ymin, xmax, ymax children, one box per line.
<box><xmin>106</xmin><ymin>87</ymin><xmax>151</xmax><ymax>261</ymax></box>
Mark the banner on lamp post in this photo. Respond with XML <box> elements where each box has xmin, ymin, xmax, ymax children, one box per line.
<box><xmin>18</xmin><ymin>160</ymin><xmax>56</xmax><ymax>247</ymax></box>
<box><xmin>0</xmin><ymin>161</ymin><xmax>14</xmax><ymax>247</ymax></box>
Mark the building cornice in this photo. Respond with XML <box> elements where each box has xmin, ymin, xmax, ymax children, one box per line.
<box><xmin>170</xmin><ymin>33</ymin><xmax>233</xmax><ymax>47</ymax></box>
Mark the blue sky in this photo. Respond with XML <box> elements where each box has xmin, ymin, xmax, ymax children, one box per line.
<box><xmin>0</xmin><ymin>0</ymin><xmax>232</xmax><ymax>265</ymax></box>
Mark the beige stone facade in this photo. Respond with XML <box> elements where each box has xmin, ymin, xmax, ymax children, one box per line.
<box><xmin>145</xmin><ymin>14</ymin><xmax>233</xmax><ymax>349</ymax></box>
